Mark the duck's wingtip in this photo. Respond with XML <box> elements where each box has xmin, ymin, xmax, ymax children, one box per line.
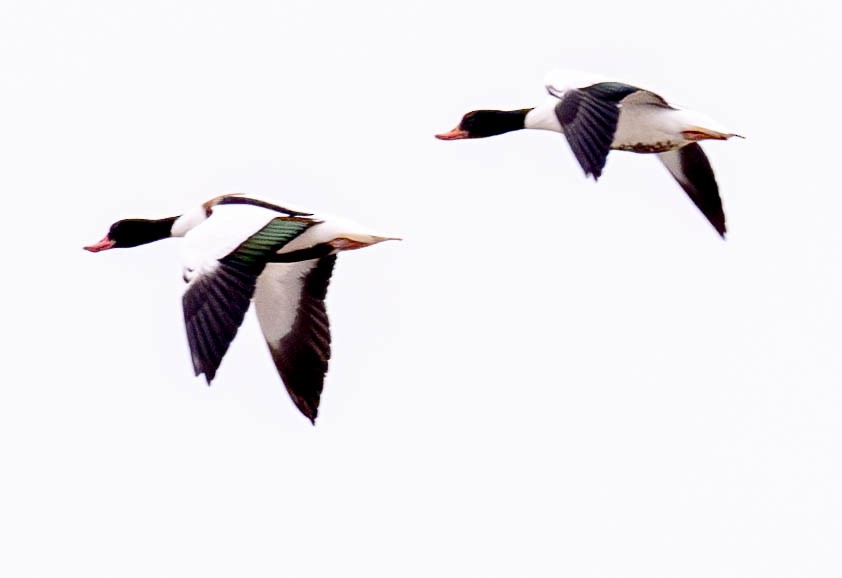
<box><xmin>196</xmin><ymin>367</ymin><xmax>215</xmax><ymax>386</ymax></box>
<box><xmin>298</xmin><ymin>402</ymin><xmax>318</xmax><ymax>425</ymax></box>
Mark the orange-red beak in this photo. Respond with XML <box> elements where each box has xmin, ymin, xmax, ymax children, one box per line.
<box><xmin>435</xmin><ymin>126</ymin><xmax>470</xmax><ymax>140</ymax></box>
<box><xmin>84</xmin><ymin>236</ymin><xmax>116</xmax><ymax>252</ymax></box>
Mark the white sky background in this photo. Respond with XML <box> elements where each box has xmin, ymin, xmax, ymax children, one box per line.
<box><xmin>2</xmin><ymin>0</ymin><xmax>841</xmax><ymax>576</ymax></box>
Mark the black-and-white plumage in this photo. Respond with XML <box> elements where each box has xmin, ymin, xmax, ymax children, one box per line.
<box><xmin>85</xmin><ymin>194</ymin><xmax>398</xmax><ymax>423</ymax></box>
<box><xmin>657</xmin><ymin>143</ymin><xmax>725</xmax><ymax>237</ymax></box>
<box><xmin>255</xmin><ymin>257</ymin><xmax>336</xmax><ymax>421</ymax></box>
<box><xmin>436</xmin><ymin>69</ymin><xmax>742</xmax><ymax>237</ymax></box>
<box><xmin>551</xmin><ymin>86</ymin><xmax>625</xmax><ymax>180</ymax></box>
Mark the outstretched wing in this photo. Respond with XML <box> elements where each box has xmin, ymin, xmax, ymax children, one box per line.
<box><xmin>658</xmin><ymin>143</ymin><xmax>726</xmax><ymax>238</ymax></box>
<box><xmin>183</xmin><ymin>260</ymin><xmax>258</xmax><ymax>382</ymax></box>
<box><xmin>253</xmin><ymin>256</ymin><xmax>336</xmax><ymax>424</ymax></box>
<box><xmin>182</xmin><ymin>217</ymin><xmax>314</xmax><ymax>382</ymax></box>
<box><xmin>549</xmin><ymin>82</ymin><xmax>642</xmax><ymax>180</ymax></box>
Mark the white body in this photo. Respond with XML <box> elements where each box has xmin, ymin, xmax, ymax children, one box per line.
<box><xmin>525</xmin><ymin>69</ymin><xmax>737</xmax><ymax>153</ymax></box>
<box><xmin>171</xmin><ymin>195</ymin><xmax>394</xmax><ymax>283</ymax></box>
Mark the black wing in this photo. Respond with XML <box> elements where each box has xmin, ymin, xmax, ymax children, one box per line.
<box><xmin>551</xmin><ymin>82</ymin><xmax>641</xmax><ymax>180</ymax></box>
<box><xmin>182</xmin><ymin>217</ymin><xmax>314</xmax><ymax>383</ymax></box>
<box><xmin>658</xmin><ymin>143</ymin><xmax>726</xmax><ymax>238</ymax></box>
<box><xmin>183</xmin><ymin>261</ymin><xmax>258</xmax><ymax>382</ymax></box>
<box><xmin>254</xmin><ymin>257</ymin><xmax>336</xmax><ymax>424</ymax></box>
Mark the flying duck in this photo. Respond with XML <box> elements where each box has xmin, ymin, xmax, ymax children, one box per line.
<box><xmin>436</xmin><ymin>69</ymin><xmax>743</xmax><ymax>237</ymax></box>
<box><xmin>85</xmin><ymin>194</ymin><xmax>399</xmax><ymax>424</ymax></box>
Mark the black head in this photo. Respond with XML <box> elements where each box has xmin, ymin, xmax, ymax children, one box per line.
<box><xmin>436</xmin><ymin>108</ymin><xmax>532</xmax><ymax>140</ymax></box>
<box><xmin>84</xmin><ymin>217</ymin><xmax>178</xmax><ymax>252</ymax></box>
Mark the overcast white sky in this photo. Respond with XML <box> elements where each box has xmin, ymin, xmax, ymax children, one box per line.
<box><xmin>2</xmin><ymin>1</ymin><xmax>841</xmax><ymax>576</ymax></box>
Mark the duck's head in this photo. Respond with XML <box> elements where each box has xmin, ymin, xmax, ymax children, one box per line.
<box><xmin>436</xmin><ymin>108</ymin><xmax>532</xmax><ymax>140</ymax></box>
<box><xmin>84</xmin><ymin>217</ymin><xmax>178</xmax><ymax>252</ymax></box>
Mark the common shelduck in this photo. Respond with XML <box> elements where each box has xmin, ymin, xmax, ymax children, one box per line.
<box><xmin>436</xmin><ymin>70</ymin><xmax>742</xmax><ymax>237</ymax></box>
<box><xmin>85</xmin><ymin>193</ymin><xmax>399</xmax><ymax>423</ymax></box>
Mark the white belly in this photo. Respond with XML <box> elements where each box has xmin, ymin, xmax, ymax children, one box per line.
<box><xmin>527</xmin><ymin>97</ymin><xmax>690</xmax><ymax>153</ymax></box>
<box><xmin>611</xmin><ymin>105</ymin><xmax>686</xmax><ymax>153</ymax></box>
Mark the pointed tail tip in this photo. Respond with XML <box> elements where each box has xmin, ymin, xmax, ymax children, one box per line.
<box><xmin>374</xmin><ymin>235</ymin><xmax>403</xmax><ymax>243</ymax></box>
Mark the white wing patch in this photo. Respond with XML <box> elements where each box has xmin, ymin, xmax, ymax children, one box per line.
<box><xmin>253</xmin><ymin>262</ymin><xmax>313</xmax><ymax>344</ymax></box>
<box><xmin>180</xmin><ymin>203</ymin><xmax>283</xmax><ymax>284</ymax></box>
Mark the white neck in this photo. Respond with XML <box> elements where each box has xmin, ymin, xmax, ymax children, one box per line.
<box><xmin>171</xmin><ymin>206</ymin><xmax>209</xmax><ymax>237</ymax></box>
<box><xmin>524</xmin><ymin>99</ymin><xmax>563</xmax><ymax>133</ymax></box>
